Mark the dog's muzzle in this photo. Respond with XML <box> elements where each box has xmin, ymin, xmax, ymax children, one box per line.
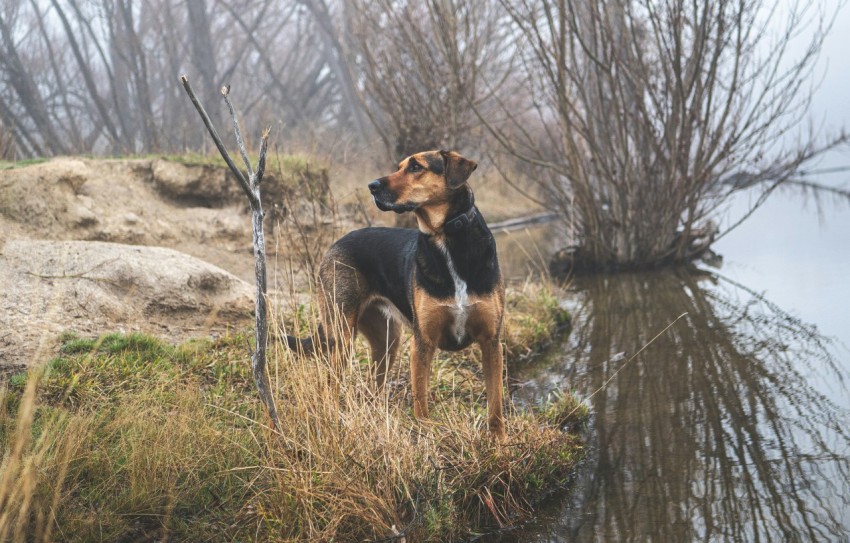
<box><xmin>369</xmin><ymin>179</ymin><xmax>415</xmax><ymax>214</ymax></box>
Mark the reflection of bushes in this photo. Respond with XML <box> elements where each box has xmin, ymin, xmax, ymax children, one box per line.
<box><xmin>555</xmin><ymin>269</ymin><xmax>850</xmax><ymax>541</ymax></box>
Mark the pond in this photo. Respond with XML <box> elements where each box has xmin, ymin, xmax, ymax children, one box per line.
<box><xmin>489</xmin><ymin>187</ymin><xmax>850</xmax><ymax>541</ymax></box>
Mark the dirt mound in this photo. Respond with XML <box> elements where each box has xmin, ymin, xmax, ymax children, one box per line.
<box><xmin>0</xmin><ymin>156</ymin><xmax>344</xmax><ymax>368</ymax></box>
<box><xmin>149</xmin><ymin>159</ymin><xmax>243</xmax><ymax>207</ymax></box>
<box><xmin>0</xmin><ymin>158</ymin><xmax>253</xmax><ymax>266</ymax></box>
<box><xmin>0</xmin><ymin>156</ymin><xmax>339</xmax><ymax>280</ymax></box>
<box><xmin>0</xmin><ymin>240</ymin><xmax>253</xmax><ymax>367</ymax></box>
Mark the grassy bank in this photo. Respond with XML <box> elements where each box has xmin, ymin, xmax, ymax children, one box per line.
<box><xmin>0</xmin><ymin>158</ymin><xmax>49</xmax><ymax>170</ymax></box>
<box><xmin>0</xmin><ymin>284</ymin><xmax>581</xmax><ymax>542</ymax></box>
<box><xmin>158</xmin><ymin>150</ymin><xmax>541</xmax><ymax>223</ymax></box>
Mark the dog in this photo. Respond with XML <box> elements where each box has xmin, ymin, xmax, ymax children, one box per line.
<box><xmin>288</xmin><ymin>150</ymin><xmax>505</xmax><ymax>439</ymax></box>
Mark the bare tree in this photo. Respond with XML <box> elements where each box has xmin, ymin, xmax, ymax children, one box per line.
<box><xmin>48</xmin><ymin>0</ymin><xmax>124</xmax><ymax>151</ymax></box>
<box><xmin>0</xmin><ymin>6</ymin><xmax>67</xmax><ymax>155</ymax></box>
<box><xmin>0</xmin><ymin>0</ymin><xmax>352</xmax><ymax>157</ymax></box>
<box><xmin>344</xmin><ymin>0</ymin><xmax>512</xmax><ymax>161</ymax></box>
<box><xmin>186</xmin><ymin>0</ymin><xmax>220</xmax><ymax>124</ymax></box>
<box><xmin>483</xmin><ymin>0</ymin><xmax>847</xmax><ymax>271</ymax></box>
<box><xmin>297</xmin><ymin>0</ymin><xmax>371</xmax><ymax>141</ymax></box>
<box><xmin>0</xmin><ymin>120</ymin><xmax>15</xmax><ymax>159</ymax></box>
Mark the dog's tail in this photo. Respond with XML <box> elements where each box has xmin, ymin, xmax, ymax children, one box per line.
<box><xmin>284</xmin><ymin>325</ymin><xmax>338</xmax><ymax>356</ymax></box>
<box><xmin>284</xmin><ymin>334</ymin><xmax>316</xmax><ymax>355</ymax></box>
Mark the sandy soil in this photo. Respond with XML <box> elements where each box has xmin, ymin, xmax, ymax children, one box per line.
<box><xmin>0</xmin><ymin>157</ymin><xmax>339</xmax><ymax>369</ymax></box>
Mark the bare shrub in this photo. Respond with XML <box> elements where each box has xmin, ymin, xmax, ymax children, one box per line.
<box><xmin>344</xmin><ymin>0</ymin><xmax>512</xmax><ymax>161</ymax></box>
<box><xmin>269</xmin><ymin>151</ymin><xmax>340</xmax><ymax>282</ymax></box>
<box><xmin>483</xmin><ymin>0</ymin><xmax>847</xmax><ymax>271</ymax></box>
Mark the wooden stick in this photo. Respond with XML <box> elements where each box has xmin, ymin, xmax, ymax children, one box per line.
<box><xmin>180</xmin><ymin>75</ymin><xmax>257</xmax><ymax>208</ymax></box>
<box><xmin>181</xmin><ymin>75</ymin><xmax>280</xmax><ymax>430</ymax></box>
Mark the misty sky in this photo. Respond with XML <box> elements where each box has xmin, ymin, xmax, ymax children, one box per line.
<box><xmin>801</xmin><ymin>2</ymin><xmax>850</xmax><ymax>178</ymax></box>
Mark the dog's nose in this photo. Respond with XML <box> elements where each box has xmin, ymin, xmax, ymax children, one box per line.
<box><xmin>368</xmin><ymin>179</ymin><xmax>382</xmax><ymax>194</ymax></box>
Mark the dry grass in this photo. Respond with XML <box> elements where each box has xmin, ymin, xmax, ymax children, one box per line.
<box><xmin>0</xmin><ymin>148</ymin><xmax>574</xmax><ymax>541</ymax></box>
<box><xmin>0</xmin><ymin>284</ymin><xmax>582</xmax><ymax>542</ymax></box>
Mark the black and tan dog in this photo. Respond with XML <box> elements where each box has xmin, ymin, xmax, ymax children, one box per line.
<box><xmin>288</xmin><ymin>150</ymin><xmax>505</xmax><ymax>439</ymax></box>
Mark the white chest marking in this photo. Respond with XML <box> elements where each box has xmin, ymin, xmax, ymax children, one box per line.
<box><xmin>437</xmin><ymin>241</ymin><xmax>469</xmax><ymax>342</ymax></box>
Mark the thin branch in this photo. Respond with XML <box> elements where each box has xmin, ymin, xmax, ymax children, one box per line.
<box><xmin>180</xmin><ymin>75</ymin><xmax>256</xmax><ymax>206</ymax></box>
<box><xmin>222</xmin><ymin>84</ymin><xmax>254</xmax><ymax>179</ymax></box>
<box><xmin>181</xmin><ymin>75</ymin><xmax>280</xmax><ymax>431</ymax></box>
<box><xmin>256</xmin><ymin>127</ymin><xmax>270</xmax><ymax>186</ymax></box>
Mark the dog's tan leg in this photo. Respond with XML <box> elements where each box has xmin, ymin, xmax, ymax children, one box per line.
<box><xmin>480</xmin><ymin>338</ymin><xmax>506</xmax><ymax>440</ymax></box>
<box><xmin>358</xmin><ymin>304</ymin><xmax>402</xmax><ymax>390</ymax></box>
<box><xmin>410</xmin><ymin>335</ymin><xmax>435</xmax><ymax>419</ymax></box>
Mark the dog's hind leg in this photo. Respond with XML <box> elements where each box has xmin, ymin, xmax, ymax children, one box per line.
<box><xmin>315</xmin><ymin>257</ymin><xmax>367</xmax><ymax>379</ymax></box>
<box><xmin>285</xmin><ymin>334</ymin><xmax>316</xmax><ymax>355</ymax></box>
<box><xmin>358</xmin><ymin>303</ymin><xmax>402</xmax><ymax>390</ymax></box>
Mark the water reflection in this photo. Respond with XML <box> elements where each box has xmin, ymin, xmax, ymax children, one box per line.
<box><xmin>505</xmin><ymin>269</ymin><xmax>850</xmax><ymax>541</ymax></box>
<box><xmin>494</xmin><ymin>226</ymin><xmax>563</xmax><ymax>281</ymax></box>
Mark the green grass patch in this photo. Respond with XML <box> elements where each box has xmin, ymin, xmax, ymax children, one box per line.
<box><xmin>157</xmin><ymin>150</ymin><xmax>315</xmax><ymax>173</ymax></box>
<box><xmin>504</xmin><ymin>281</ymin><xmax>571</xmax><ymax>362</ymax></box>
<box><xmin>0</xmin><ymin>157</ymin><xmax>49</xmax><ymax>170</ymax></box>
<box><xmin>0</xmin><ymin>285</ymin><xmax>581</xmax><ymax>541</ymax></box>
<box><xmin>157</xmin><ymin>151</ymin><xmax>332</xmax><ymax>207</ymax></box>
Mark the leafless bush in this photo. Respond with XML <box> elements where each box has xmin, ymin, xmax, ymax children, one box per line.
<box><xmin>484</xmin><ymin>0</ymin><xmax>847</xmax><ymax>271</ymax></box>
<box><xmin>344</xmin><ymin>0</ymin><xmax>512</xmax><ymax>161</ymax></box>
<box><xmin>271</xmin><ymin>153</ymin><xmax>339</xmax><ymax>281</ymax></box>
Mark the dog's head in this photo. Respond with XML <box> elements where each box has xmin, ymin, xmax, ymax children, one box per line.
<box><xmin>368</xmin><ymin>150</ymin><xmax>477</xmax><ymax>213</ymax></box>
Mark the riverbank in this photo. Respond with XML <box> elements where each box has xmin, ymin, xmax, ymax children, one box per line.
<box><xmin>0</xmin><ymin>154</ymin><xmax>545</xmax><ymax>369</ymax></box>
<box><xmin>0</xmin><ymin>282</ymin><xmax>583</xmax><ymax>542</ymax></box>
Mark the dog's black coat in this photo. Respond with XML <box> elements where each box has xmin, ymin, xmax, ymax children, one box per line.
<box><xmin>414</xmin><ymin>211</ymin><xmax>500</xmax><ymax>299</ymax></box>
<box><xmin>329</xmin><ymin>201</ymin><xmax>501</xmax><ymax>331</ymax></box>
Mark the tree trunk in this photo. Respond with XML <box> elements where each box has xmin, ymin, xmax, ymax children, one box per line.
<box><xmin>186</xmin><ymin>0</ymin><xmax>220</xmax><ymax>127</ymax></box>
<box><xmin>0</xmin><ymin>14</ymin><xmax>67</xmax><ymax>155</ymax></box>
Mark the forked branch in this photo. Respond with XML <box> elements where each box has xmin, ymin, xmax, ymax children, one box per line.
<box><xmin>180</xmin><ymin>75</ymin><xmax>280</xmax><ymax>430</ymax></box>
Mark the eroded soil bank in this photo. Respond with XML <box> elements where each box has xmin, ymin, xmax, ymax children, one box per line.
<box><xmin>0</xmin><ymin>157</ymin><xmax>346</xmax><ymax>367</ymax></box>
<box><xmin>1</xmin><ymin>156</ymin><xmax>546</xmax><ymax>369</ymax></box>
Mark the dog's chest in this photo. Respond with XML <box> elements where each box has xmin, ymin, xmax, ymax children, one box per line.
<box><xmin>437</xmin><ymin>241</ymin><xmax>472</xmax><ymax>344</ymax></box>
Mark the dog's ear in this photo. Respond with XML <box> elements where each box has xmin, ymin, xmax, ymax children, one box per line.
<box><xmin>440</xmin><ymin>150</ymin><xmax>478</xmax><ymax>188</ymax></box>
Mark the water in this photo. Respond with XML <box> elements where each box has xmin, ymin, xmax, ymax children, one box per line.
<box><xmin>490</xmin><ymin>188</ymin><xmax>850</xmax><ymax>541</ymax></box>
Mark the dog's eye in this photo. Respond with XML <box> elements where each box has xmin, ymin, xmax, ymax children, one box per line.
<box><xmin>407</xmin><ymin>161</ymin><xmax>422</xmax><ymax>173</ymax></box>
